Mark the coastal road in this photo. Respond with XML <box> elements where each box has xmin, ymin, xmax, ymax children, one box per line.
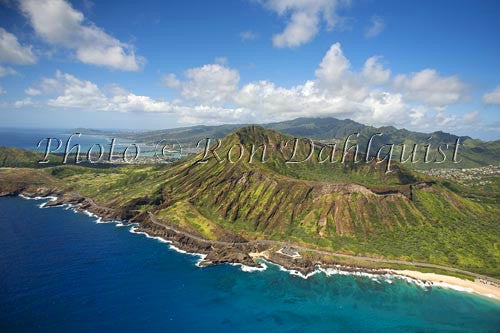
<box><xmin>6</xmin><ymin>177</ymin><xmax>499</xmax><ymax>285</ymax></box>
<box><xmin>146</xmin><ymin>213</ymin><xmax>500</xmax><ymax>285</ymax></box>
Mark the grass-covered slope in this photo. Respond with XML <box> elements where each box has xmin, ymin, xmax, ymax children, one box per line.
<box><xmin>0</xmin><ymin>146</ymin><xmax>60</xmax><ymax>167</ymax></box>
<box><xmin>144</xmin><ymin>127</ymin><xmax>499</xmax><ymax>276</ymax></box>
<box><xmin>0</xmin><ymin>127</ymin><xmax>499</xmax><ymax>277</ymax></box>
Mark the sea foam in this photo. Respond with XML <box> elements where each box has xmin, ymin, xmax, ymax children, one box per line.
<box><xmin>19</xmin><ymin>193</ymin><xmax>498</xmax><ymax>300</ymax></box>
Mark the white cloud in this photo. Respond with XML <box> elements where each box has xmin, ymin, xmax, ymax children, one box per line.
<box><xmin>19</xmin><ymin>0</ymin><xmax>144</xmax><ymax>71</ymax></box>
<box><xmin>234</xmin><ymin>80</ymin><xmax>331</xmax><ymax>121</ymax></box>
<box><xmin>0</xmin><ymin>65</ymin><xmax>18</xmax><ymax>77</ymax></box>
<box><xmin>21</xmin><ymin>44</ymin><xmax>476</xmax><ymax>132</ymax></box>
<box><xmin>393</xmin><ymin>69</ymin><xmax>466</xmax><ymax>106</ymax></box>
<box><xmin>260</xmin><ymin>0</ymin><xmax>347</xmax><ymax>48</ymax></box>
<box><xmin>30</xmin><ymin>71</ymin><xmax>249</xmax><ymax>121</ymax></box>
<box><xmin>25</xmin><ymin>87</ymin><xmax>41</xmax><ymax>96</ymax></box>
<box><xmin>365</xmin><ymin>16</ymin><xmax>384</xmax><ymax>38</ymax></box>
<box><xmin>232</xmin><ymin>79</ymin><xmax>417</xmax><ymax>127</ymax></box>
<box><xmin>462</xmin><ymin>110</ymin><xmax>480</xmax><ymax>124</ymax></box>
<box><xmin>314</xmin><ymin>43</ymin><xmax>368</xmax><ymax>101</ymax></box>
<box><xmin>106</xmin><ymin>93</ymin><xmax>173</xmax><ymax>113</ymax></box>
<box><xmin>30</xmin><ymin>70</ymin><xmax>173</xmax><ymax>112</ymax></box>
<box><xmin>104</xmin><ymin>84</ymin><xmax>129</xmax><ymax>96</ymax></box>
<box><xmin>177</xmin><ymin>105</ymin><xmax>251</xmax><ymax>125</ymax></box>
<box><xmin>429</xmin><ymin>110</ymin><xmax>480</xmax><ymax>130</ymax></box>
<box><xmin>0</xmin><ymin>86</ymin><xmax>4</xmax><ymax>95</ymax></box>
<box><xmin>14</xmin><ymin>97</ymin><xmax>34</xmax><ymax>108</ymax></box>
<box><xmin>362</xmin><ymin>56</ymin><xmax>390</xmax><ymax>84</ymax></box>
<box><xmin>169</xmin><ymin>63</ymin><xmax>240</xmax><ymax>104</ymax></box>
<box><xmin>0</xmin><ymin>28</ymin><xmax>37</xmax><ymax>65</ymax></box>
<box><xmin>240</xmin><ymin>30</ymin><xmax>258</xmax><ymax>41</ymax></box>
<box><xmin>482</xmin><ymin>85</ymin><xmax>500</xmax><ymax>105</ymax></box>
<box><xmin>315</xmin><ymin>42</ymin><xmax>350</xmax><ymax>84</ymax></box>
<box><xmin>162</xmin><ymin>73</ymin><xmax>181</xmax><ymax>89</ymax></box>
<box><xmin>151</xmin><ymin>43</ymin><xmax>473</xmax><ymax>129</ymax></box>
<box><xmin>273</xmin><ymin>10</ymin><xmax>319</xmax><ymax>48</ymax></box>
<box><xmin>46</xmin><ymin>71</ymin><xmax>108</xmax><ymax>109</ymax></box>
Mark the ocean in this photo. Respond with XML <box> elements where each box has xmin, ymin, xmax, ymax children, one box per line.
<box><xmin>0</xmin><ymin>197</ymin><xmax>499</xmax><ymax>332</ymax></box>
<box><xmin>0</xmin><ymin>127</ymin><xmax>158</xmax><ymax>158</ymax></box>
<box><xmin>0</xmin><ymin>128</ymin><xmax>117</xmax><ymax>152</ymax></box>
<box><xmin>1</xmin><ymin>128</ymin><xmax>500</xmax><ymax>332</ymax></box>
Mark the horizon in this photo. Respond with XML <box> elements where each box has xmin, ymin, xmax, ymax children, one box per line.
<box><xmin>1</xmin><ymin>2</ymin><xmax>500</xmax><ymax>329</ymax></box>
<box><xmin>1</xmin><ymin>0</ymin><xmax>499</xmax><ymax>140</ymax></box>
<box><xmin>0</xmin><ymin>116</ymin><xmax>492</xmax><ymax>142</ymax></box>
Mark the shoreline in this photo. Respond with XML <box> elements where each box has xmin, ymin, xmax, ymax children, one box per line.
<box><xmin>10</xmin><ymin>192</ymin><xmax>500</xmax><ymax>302</ymax></box>
<box><xmin>388</xmin><ymin>270</ymin><xmax>500</xmax><ymax>300</ymax></box>
<box><xmin>248</xmin><ymin>250</ymin><xmax>500</xmax><ymax>301</ymax></box>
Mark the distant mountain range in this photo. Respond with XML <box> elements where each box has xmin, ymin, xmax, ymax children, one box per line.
<box><xmin>2</xmin><ymin>125</ymin><xmax>499</xmax><ymax>278</ymax></box>
<box><xmin>74</xmin><ymin>117</ymin><xmax>500</xmax><ymax>169</ymax></box>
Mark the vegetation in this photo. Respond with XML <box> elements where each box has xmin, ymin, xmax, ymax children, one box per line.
<box><xmin>0</xmin><ymin>125</ymin><xmax>499</xmax><ymax>278</ymax></box>
<box><xmin>0</xmin><ymin>146</ymin><xmax>61</xmax><ymax>167</ymax></box>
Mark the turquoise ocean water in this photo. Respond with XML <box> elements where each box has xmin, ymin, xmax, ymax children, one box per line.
<box><xmin>1</xmin><ymin>196</ymin><xmax>499</xmax><ymax>332</ymax></box>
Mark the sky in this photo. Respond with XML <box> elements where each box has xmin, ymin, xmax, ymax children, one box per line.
<box><xmin>0</xmin><ymin>0</ymin><xmax>499</xmax><ymax>140</ymax></box>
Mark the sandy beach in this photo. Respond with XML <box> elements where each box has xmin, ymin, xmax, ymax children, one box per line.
<box><xmin>250</xmin><ymin>251</ymin><xmax>500</xmax><ymax>300</ymax></box>
<box><xmin>17</xmin><ymin>194</ymin><xmax>500</xmax><ymax>302</ymax></box>
<box><xmin>390</xmin><ymin>270</ymin><xmax>500</xmax><ymax>300</ymax></box>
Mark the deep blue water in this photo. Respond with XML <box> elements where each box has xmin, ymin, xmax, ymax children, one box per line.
<box><xmin>0</xmin><ymin>127</ymin><xmax>157</xmax><ymax>158</ymax></box>
<box><xmin>0</xmin><ymin>128</ymin><xmax>118</xmax><ymax>152</ymax></box>
<box><xmin>1</xmin><ymin>197</ymin><xmax>500</xmax><ymax>332</ymax></box>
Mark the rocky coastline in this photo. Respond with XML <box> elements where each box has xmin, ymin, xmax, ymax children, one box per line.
<box><xmin>0</xmin><ymin>185</ymin><xmax>395</xmax><ymax>276</ymax></box>
<box><xmin>2</xmin><ymin>185</ymin><xmax>500</xmax><ymax>301</ymax></box>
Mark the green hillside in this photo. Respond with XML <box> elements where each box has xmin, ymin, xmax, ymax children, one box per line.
<box><xmin>1</xmin><ymin>126</ymin><xmax>499</xmax><ymax>277</ymax></box>
<box><xmin>0</xmin><ymin>146</ymin><xmax>61</xmax><ymax>167</ymax></box>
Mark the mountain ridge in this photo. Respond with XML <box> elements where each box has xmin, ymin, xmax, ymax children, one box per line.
<box><xmin>74</xmin><ymin>117</ymin><xmax>499</xmax><ymax>169</ymax></box>
<box><xmin>2</xmin><ymin>125</ymin><xmax>498</xmax><ymax>277</ymax></box>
